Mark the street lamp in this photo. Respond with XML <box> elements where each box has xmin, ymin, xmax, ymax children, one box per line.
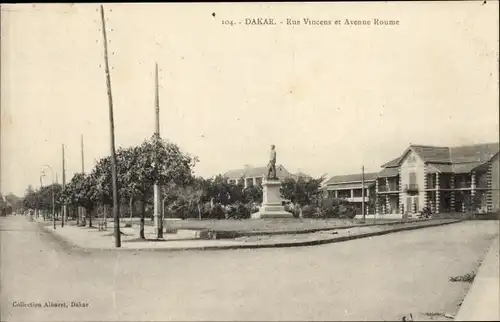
<box><xmin>41</xmin><ymin>165</ymin><xmax>56</xmax><ymax>230</ymax></box>
<box><xmin>39</xmin><ymin>173</ymin><xmax>45</xmax><ymax>221</ymax></box>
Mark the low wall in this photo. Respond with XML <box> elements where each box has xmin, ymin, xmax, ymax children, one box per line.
<box><xmin>355</xmin><ymin>213</ymin><xmax>403</xmax><ymax>220</ymax></box>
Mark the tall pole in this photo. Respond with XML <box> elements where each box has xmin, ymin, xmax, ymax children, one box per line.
<box><xmin>39</xmin><ymin>174</ymin><xmax>43</xmax><ymax>220</ymax></box>
<box><xmin>51</xmin><ymin>171</ymin><xmax>55</xmax><ymax>230</ymax></box>
<box><xmin>361</xmin><ymin>165</ymin><xmax>365</xmax><ymax>222</ymax></box>
<box><xmin>61</xmin><ymin>144</ymin><xmax>66</xmax><ymax>227</ymax></box>
<box><xmin>81</xmin><ymin>134</ymin><xmax>85</xmax><ymax>173</ymax></box>
<box><xmin>100</xmin><ymin>4</ymin><xmax>121</xmax><ymax>247</ymax></box>
<box><xmin>154</xmin><ymin>62</ymin><xmax>163</xmax><ymax>239</ymax></box>
<box><xmin>43</xmin><ymin>165</ymin><xmax>55</xmax><ymax>229</ymax></box>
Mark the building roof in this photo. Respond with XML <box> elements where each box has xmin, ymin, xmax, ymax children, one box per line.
<box><xmin>381</xmin><ymin>157</ymin><xmax>400</xmax><ymax>168</ymax></box>
<box><xmin>323</xmin><ymin>172</ymin><xmax>378</xmax><ymax>186</ymax></box>
<box><xmin>377</xmin><ymin>167</ymin><xmax>399</xmax><ymax>178</ymax></box>
<box><xmin>381</xmin><ymin>143</ymin><xmax>499</xmax><ymax>171</ymax></box>
<box><xmin>426</xmin><ymin>164</ymin><xmax>453</xmax><ymax>174</ymax></box>
<box><xmin>224</xmin><ymin>165</ymin><xmax>291</xmax><ymax>179</ymax></box>
<box><xmin>449</xmin><ymin>143</ymin><xmax>499</xmax><ymax>163</ymax></box>
<box><xmin>452</xmin><ymin>162</ymin><xmax>486</xmax><ymax>174</ymax></box>
<box><xmin>410</xmin><ymin>145</ymin><xmax>451</xmax><ymax>163</ymax></box>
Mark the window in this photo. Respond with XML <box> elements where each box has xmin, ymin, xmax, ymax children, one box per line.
<box><xmin>409</xmin><ymin>172</ymin><xmax>417</xmax><ymax>185</ymax></box>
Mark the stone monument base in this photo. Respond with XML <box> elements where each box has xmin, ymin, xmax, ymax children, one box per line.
<box><xmin>251</xmin><ymin>179</ymin><xmax>293</xmax><ymax>219</ymax></box>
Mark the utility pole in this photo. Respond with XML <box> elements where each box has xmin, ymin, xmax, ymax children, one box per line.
<box><xmin>100</xmin><ymin>4</ymin><xmax>121</xmax><ymax>247</ymax></box>
<box><xmin>81</xmin><ymin>134</ymin><xmax>85</xmax><ymax>173</ymax></box>
<box><xmin>62</xmin><ymin>144</ymin><xmax>66</xmax><ymax>227</ymax></box>
<box><xmin>153</xmin><ymin>62</ymin><xmax>163</xmax><ymax>239</ymax></box>
<box><xmin>361</xmin><ymin>165</ymin><xmax>366</xmax><ymax>222</ymax></box>
<box><xmin>39</xmin><ymin>174</ymin><xmax>43</xmax><ymax>220</ymax></box>
<box><xmin>42</xmin><ymin>165</ymin><xmax>56</xmax><ymax>229</ymax></box>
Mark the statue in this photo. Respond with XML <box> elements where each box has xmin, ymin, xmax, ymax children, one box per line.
<box><xmin>252</xmin><ymin>144</ymin><xmax>293</xmax><ymax>219</ymax></box>
<box><xmin>267</xmin><ymin>144</ymin><xmax>277</xmax><ymax>180</ymax></box>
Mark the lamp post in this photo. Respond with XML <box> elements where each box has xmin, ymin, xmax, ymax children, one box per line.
<box><xmin>361</xmin><ymin>165</ymin><xmax>366</xmax><ymax>222</ymax></box>
<box><xmin>42</xmin><ymin>165</ymin><xmax>56</xmax><ymax>230</ymax></box>
<box><xmin>38</xmin><ymin>174</ymin><xmax>43</xmax><ymax>220</ymax></box>
<box><xmin>38</xmin><ymin>174</ymin><xmax>45</xmax><ymax>221</ymax></box>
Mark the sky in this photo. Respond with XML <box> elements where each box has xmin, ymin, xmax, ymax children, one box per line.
<box><xmin>1</xmin><ymin>2</ymin><xmax>499</xmax><ymax>196</ymax></box>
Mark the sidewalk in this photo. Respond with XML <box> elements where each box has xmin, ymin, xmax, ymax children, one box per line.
<box><xmin>455</xmin><ymin>235</ymin><xmax>499</xmax><ymax>321</ymax></box>
<box><xmin>38</xmin><ymin>218</ymin><xmax>461</xmax><ymax>252</ymax></box>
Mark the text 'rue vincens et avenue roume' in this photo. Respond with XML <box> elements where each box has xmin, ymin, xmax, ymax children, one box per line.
<box><xmin>221</xmin><ymin>17</ymin><xmax>400</xmax><ymax>27</ymax></box>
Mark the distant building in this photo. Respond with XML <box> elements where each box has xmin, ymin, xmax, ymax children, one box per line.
<box><xmin>322</xmin><ymin>142</ymin><xmax>500</xmax><ymax>216</ymax></box>
<box><xmin>321</xmin><ymin>172</ymin><xmax>378</xmax><ymax>214</ymax></box>
<box><xmin>223</xmin><ymin>165</ymin><xmax>310</xmax><ymax>188</ymax></box>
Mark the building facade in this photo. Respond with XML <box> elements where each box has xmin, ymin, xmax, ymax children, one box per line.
<box><xmin>223</xmin><ymin>165</ymin><xmax>311</xmax><ymax>188</ymax></box>
<box><xmin>223</xmin><ymin>165</ymin><xmax>292</xmax><ymax>188</ymax></box>
<box><xmin>322</xmin><ymin>173</ymin><xmax>378</xmax><ymax>214</ymax></box>
<box><xmin>323</xmin><ymin>142</ymin><xmax>499</xmax><ymax>216</ymax></box>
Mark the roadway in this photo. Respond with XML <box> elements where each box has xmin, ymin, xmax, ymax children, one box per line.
<box><xmin>1</xmin><ymin>216</ymin><xmax>497</xmax><ymax>321</ymax></box>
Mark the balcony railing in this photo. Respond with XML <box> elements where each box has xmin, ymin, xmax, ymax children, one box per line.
<box><xmin>404</xmin><ymin>184</ymin><xmax>419</xmax><ymax>193</ymax></box>
<box><xmin>378</xmin><ymin>184</ymin><xmax>399</xmax><ymax>192</ymax></box>
<box><xmin>456</xmin><ymin>182</ymin><xmax>472</xmax><ymax>189</ymax></box>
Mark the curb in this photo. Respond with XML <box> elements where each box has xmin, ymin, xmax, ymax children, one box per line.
<box><xmin>181</xmin><ymin>218</ymin><xmax>432</xmax><ymax>239</ymax></box>
<box><xmin>40</xmin><ymin>219</ymin><xmax>462</xmax><ymax>253</ymax></box>
<box><xmin>454</xmin><ymin>235</ymin><xmax>500</xmax><ymax>321</ymax></box>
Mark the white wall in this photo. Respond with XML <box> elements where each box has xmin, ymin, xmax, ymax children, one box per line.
<box><xmin>399</xmin><ymin>150</ymin><xmax>426</xmax><ymax>212</ymax></box>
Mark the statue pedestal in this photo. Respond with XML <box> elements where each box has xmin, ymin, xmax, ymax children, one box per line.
<box><xmin>251</xmin><ymin>179</ymin><xmax>293</xmax><ymax>219</ymax></box>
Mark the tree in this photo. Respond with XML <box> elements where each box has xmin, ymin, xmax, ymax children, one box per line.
<box><xmin>206</xmin><ymin>175</ymin><xmax>233</xmax><ymax>205</ymax></box>
<box><xmin>61</xmin><ymin>173</ymin><xmax>96</xmax><ymax>226</ymax></box>
<box><xmin>119</xmin><ymin>136</ymin><xmax>197</xmax><ymax>239</ymax></box>
<box><xmin>243</xmin><ymin>185</ymin><xmax>263</xmax><ymax>204</ymax></box>
<box><xmin>280</xmin><ymin>176</ymin><xmax>324</xmax><ymax>217</ymax></box>
<box><xmin>39</xmin><ymin>184</ymin><xmax>62</xmax><ymax>214</ymax></box>
<box><xmin>170</xmin><ymin>179</ymin><xmax>205</xmax><ymax>220</ymax></box>
<box><xmin>4</xmin><ymin>193</ymin><xmax>22</xmax><ymax>214</ymax></box>
<box><xmin>22</xmin><ymin>185</ymin><xmax>37</xmax><ymax>211</ymax></box>
<box><xmin>0</xmin><ymin>194</ymin><xmax>9</xmax><ymax>216</ymax></box>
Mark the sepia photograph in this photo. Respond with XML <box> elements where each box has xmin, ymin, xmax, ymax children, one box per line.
<box><xmin>0</xmin><ymin>2</ymin><xmax>499</xmax><ymax>321</ymax></box>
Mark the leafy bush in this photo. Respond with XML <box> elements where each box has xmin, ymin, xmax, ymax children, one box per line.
<box><xmin>208</xmin><ymin>203</ymin><xmax>226</xmax><ymax>220</ymax></box>
<box><xmin>227</xmin><ymin>202</ymin><xmax>250</xmax><ymax>220</ymax></box>
<box><xmin>245</xmin><ymin>202</ymin><xmax>260</xmax><ymax>216</ymax></box>
<box><xmin>300</xmin><ymin>205</ymin><xmax>317</xmax><ymax>218</ymax></box>
<box><xmin>319</xmin><ymin>198</ymin><xmax>356</xmax><ymax>219</ymax></box>
<box><xmin>284</xmin><ymin>203</ymin><xmax>300</xmax><ymax>218</ymax></box>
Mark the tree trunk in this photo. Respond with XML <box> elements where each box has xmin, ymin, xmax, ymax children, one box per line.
<box><xmin>97</xmin><ymin>204</ymin><xmax>102</xmax><ymax>230</ymax></box>
<box><xmin>129</xmin><ymin>197</ymin><xmax>133</xmax><ymax>221</ymax></box>
<box><xmin>88</xmin><ymin>207</ymin><xmax>93</xmax><ymax>228</ymax></box>
<box><xmin>103</xmin><ymin>204</ymin><xmax>108</xmax><ymax>230</ymax></box>
<box><xmin>140</xmin><ymin>198</ymin><xmax>145</xmax><ymax>239</ymax></box>
<box><xmin>81</xmin><ymin>207</ymin><xmax>86</xmax><ymax>227</ymax></box>
<box><xmin>76</xmin><ymin>206</ymin><xmax>80</xmax><ymax>226</ymax></box>
<box><xmin>198</xmin><ymin>204</ymin><xmax>201</xmax><ymax>220</ymax></box>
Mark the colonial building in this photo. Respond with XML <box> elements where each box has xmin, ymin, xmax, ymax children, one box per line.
<box><xmin>322</xmin><ymin>142</ymin><xmax>499</xmax><ymax>216</ymax></box>
<box><xmin>321</xmin><ymin>173</ymin><xmax>378</xmax><ymax>214</ymax></box>
<box><xmin>223</xmin><ymin>165</ymin><xmax>309</xmax><ymax>188</ymax></box>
